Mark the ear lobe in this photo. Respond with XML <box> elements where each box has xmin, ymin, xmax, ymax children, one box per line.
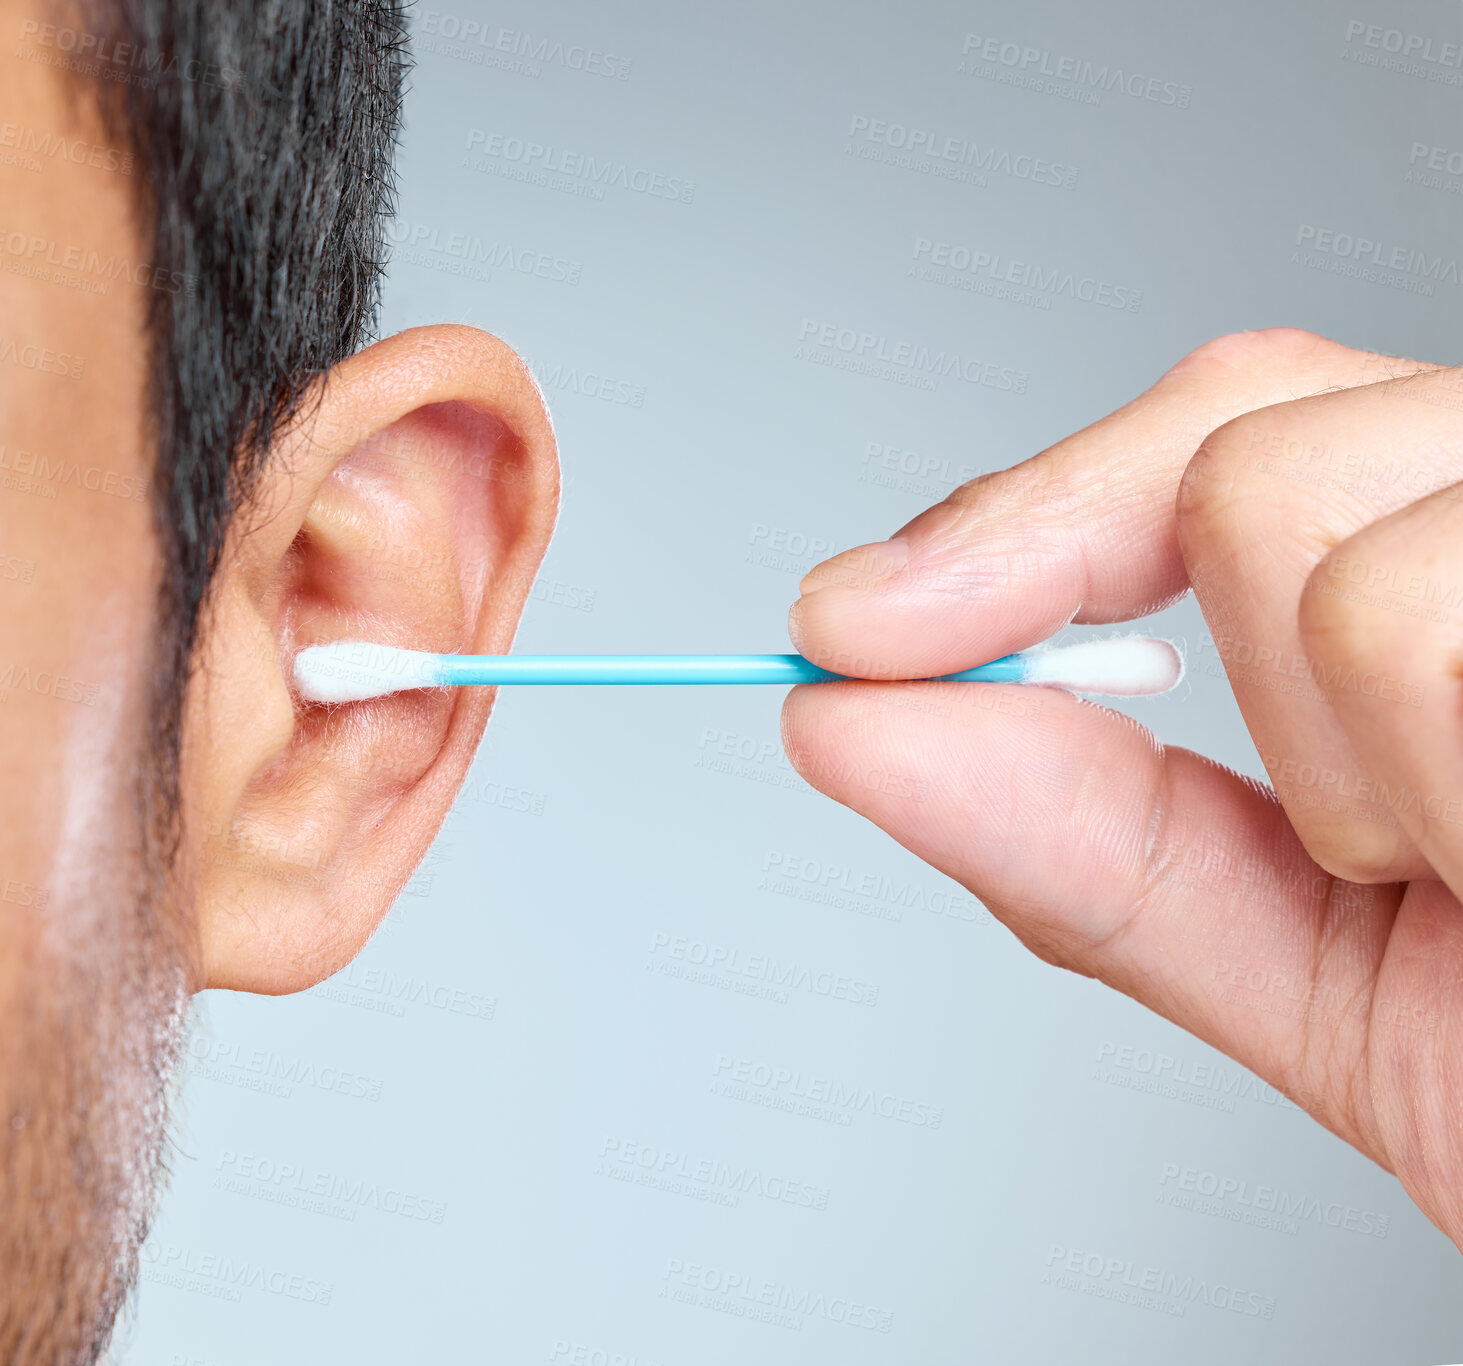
<box><xmin>183</xmin><ymin>325</ymin><xmax>558</xmax><ymax>994</ymax></box>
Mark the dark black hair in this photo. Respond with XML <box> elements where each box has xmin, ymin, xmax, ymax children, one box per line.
<box><xmin>74</xmin><ymin>0</ymin><xmax>411</xmax><ymax>845</ymax></box>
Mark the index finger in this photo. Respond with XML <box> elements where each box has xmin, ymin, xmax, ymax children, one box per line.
<box><xmin>788</xmin><ymin>329</ymin><xmax>1434</xmax><ymax>678</ymax></box>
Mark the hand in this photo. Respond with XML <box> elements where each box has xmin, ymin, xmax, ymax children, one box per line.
<box><xmin>781</xmin><ymin>328</ymin><xmax>1463</xmax><ymax>1245</ymax></box>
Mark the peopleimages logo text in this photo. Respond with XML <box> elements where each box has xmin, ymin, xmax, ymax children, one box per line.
<box><xmin>846</xmin><ymin>115</ymin><xmax>1077</xmax><ymax>189</ymax></box>
<box><xmin>959</xmin><ymin>34</ymin><xmax>1192</xmax><ymax>107</ymax></box>
<box><xmin>464</xmin><ymin>130</ymin><xmax>694</xmax><ymax>203</ymax></box>
<box><xmin>1044</xmin><ymin>1245</ymin><xmax>1276</xmax><ymax>1319</ymax></box>
<box><xmin>1344</xmin><ymin>20</ymin><xmax>1463</xmax><ymax>68</ymax></box>
<box><xmin>418</xmin><ymin>11</ymin><xmax>632</xmax><ymax>78</ymax></box>
<box><xmin>797</xmin><ymin>319</ymin><xmax>1028</xmax><ymax>393</ymax></box>
<box><xmin>911</xmin><ymin>237</ymin><xmax>1143</xmax><ymax>312</ymax></box>
<box><xmin>1296</xmin><ymin>224</ymin><xmax>1463</xmax><ymax>284</ymax></box>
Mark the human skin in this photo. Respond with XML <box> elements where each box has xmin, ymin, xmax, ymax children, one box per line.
<box><xmin>0</xmin><ymin>14</ymin><xmax>558</xmax><ymax>1357</ymax></box>
<box><xmin>782</xmin><ymin>328</ymin><xmax>1463</xmax><ymax>1247</ymax></box>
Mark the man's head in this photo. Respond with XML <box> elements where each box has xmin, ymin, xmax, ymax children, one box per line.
<box><xmin>0</xmin><ymin>2</ymin><xmax>558</xmax><ymax>1358</ymax></box>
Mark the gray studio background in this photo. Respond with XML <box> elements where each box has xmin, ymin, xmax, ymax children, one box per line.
<box><xmin>115</xmin><ymin>1</ymin><xmax>1463</xmax><ymax>1362</ymax></box>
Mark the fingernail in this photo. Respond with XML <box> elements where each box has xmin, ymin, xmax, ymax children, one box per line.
<box><xmin>799</xmin><ymin>537</ymin><xmax>910</xmax><ymax>595</ymax></box>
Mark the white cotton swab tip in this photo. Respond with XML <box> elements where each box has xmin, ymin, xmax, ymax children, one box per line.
<box><xmin>292</xmin><ymin>642</ymin><xmax>442</xmax><ymax>704</ymax></box>
<box><xmin>1017</xmin><ymin>636</ymin><xmax>1184</xmax><ymax>696</ymax></box>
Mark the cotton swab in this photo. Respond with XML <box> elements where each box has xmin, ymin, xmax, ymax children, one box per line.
<box><xmin>292</xmin><ymin>636</ymin><xmax>1184</xmax><ymax>703</ymax></box>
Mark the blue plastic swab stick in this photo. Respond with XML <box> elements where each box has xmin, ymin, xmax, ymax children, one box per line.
<box><xmin>433</xmin><ymin>652</ymin><xmax>1025</xmax><ymax>686</ymax></box>
<box><xmin>293</xmin><ymin>637</ymin><xmax>1184</xmax><ymax>703</ymax></box>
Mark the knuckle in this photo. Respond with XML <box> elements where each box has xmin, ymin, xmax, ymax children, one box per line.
<box><xmin>1168</xmin><ymin>327</ymin><xmax>1329</xmax><ymax>379</ymax></box>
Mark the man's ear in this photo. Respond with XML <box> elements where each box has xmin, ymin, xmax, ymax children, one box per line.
<box><xmin>182</xmin><ymin>324</ymin><xmax>558</xmax><ymax>993</ymax></box>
